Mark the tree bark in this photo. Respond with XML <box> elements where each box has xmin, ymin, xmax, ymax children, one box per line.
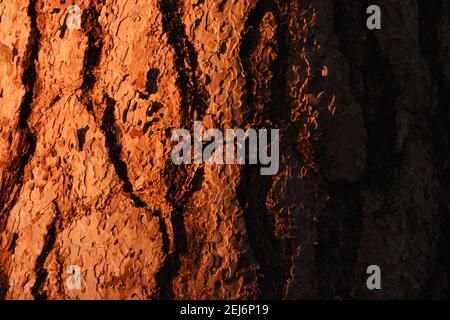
<box><xmin>0</xmin><ymin>0</ymin><xmax>449</xmax><ymax>299</ymax></box>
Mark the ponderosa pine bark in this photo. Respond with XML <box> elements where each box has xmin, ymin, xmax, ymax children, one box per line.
<box><xmin>0</xmin><ymin>0</ymin><xmax>449</xmax><ymax>299</ymax></box>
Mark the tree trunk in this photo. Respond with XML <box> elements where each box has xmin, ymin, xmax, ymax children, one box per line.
<box><xmin>0</xmin><ymin>0</ymin><xmax>449</xmax><ymax>299</ymax></box>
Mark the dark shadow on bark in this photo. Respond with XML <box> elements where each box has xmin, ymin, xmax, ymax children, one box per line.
<box><xmin>31</xmin><ymin>200</ymin><xmax>61</xmax><ymax>300</ymax></box>
<box><xmin>156</xmin><ymin>0</ymin><xmax>211</xmax><ymax>299</ymax></box>
<box><xmin>315</xmin><ymin>0</ymin><xmax>399</xmax><ymax>299</ymax></box>
<box><xmin>417</xmin><ymin>0</ymin><xmax>450</xmax><ymax>299</ymax></box>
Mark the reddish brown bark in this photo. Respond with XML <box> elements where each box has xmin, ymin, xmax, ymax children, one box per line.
<box><xmin>0</xmin><ymin>0</ymin><xmax>449</xmax><ymax>299</ymax></box>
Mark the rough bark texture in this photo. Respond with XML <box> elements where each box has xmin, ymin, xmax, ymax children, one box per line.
<box><xmin>0</xmin><ymin>0</ymin><xmax>449</xmax><ymax>299</ymax></box>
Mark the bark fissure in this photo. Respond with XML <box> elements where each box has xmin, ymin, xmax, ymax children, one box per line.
<box><xmin>237</xmin><ymin>0</ymin><xmax>293</xmax><ymax>299</ymax></box>
<box><xmin>156</xmin><ymin>167</ymin><xmax>205</xmax><ymax>299</ymax></box>
<box><xmin>158</xmin><ymin>0</ymin><xmax>209</xmax><ymax>124</ymax></box>
<box><xmin>0</xmin><ymin>0</ymin><xmax>40</xmax><ymax>227</ymax></box>
<box><xmin>239</xmin><ymin>0</ymin><xmax>273</xmax><ymax>124</ymax></box>
<box><xmin>1</xmin><ymin>0</ymin><xmax>449</xmax><ymax>300</ymax></box>
<box><xmin>100</xmin><ymin>96</ymin><xmax>172</xmax><ymax>284</ymax></box>
<box><xmin>0</xmin><ymin>0</ymin><xmax>41</xmax><ymax>297</ymax></box>
<box><xmin>78</xmin><ymin>2</ymin><xmax>172</xmax><ymax>299</ymax></box>
<box><xmin>155</xmin><ymin>0</ymin><xmax>211</xmax><ymax>299</ymax></box>
<box><xmin>80</xmin><ymin>0</ymin><xmax>104</xmax><ymax>96</ymax></box>
<box><xmin>0</xmin><ymin>266</ymin><xmax>8</xmax><ymax>299</ymax></box>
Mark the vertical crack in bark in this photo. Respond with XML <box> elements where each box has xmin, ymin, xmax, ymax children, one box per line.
<box><xmin>156</xmin><ymin>0</ymin><xmax>210</xmax><ymax>299</ymax></box>
<box><xmin>0</xmin><ymin>0</ymin><xmax>40</xmax><ymax>227</ymax></box>
<box><xmin>269</xmin><ymin>3</ymin><xmax>290</xmax><ymax>125</ymax></box>
<box><xmin>156</xmin><ymin>167</ymin><xmax>205</xmax><ymax>299</ymax></box>
<box><xmin>31</xmin><ymin>200</ymin><xmax>61</xmax><ymax>300</ymax></box>
<box><xmin>18</xmin><ymin>0</ymin><xmax>40</xmax><ymax>131</ymax></box>
<box><xmin>0</xmin><ymin>266</ymin><xmax>8</xmax><ymax>299</ymax></box>
<box><xmin>417</xmin><ymin>0</ymin><xmax>450</xmax><ymax>298</ymax></box>
<box><xmin>77</xmin><ymin>0</ymin><xmax>104</xmax><ymax>120</ymax></box>
<box><xmin>54</xmin><ymin>244</ymin><xmax>66</xmax><ymax>298</ymax></box>
<box><xmin>315</xmin><ymin>0</ymin><xmax>399</xmax><ymax>298</ymax></box>
<box><xmin>237</xmin><ymin>0</ymin><xmax>292</xmax><ymax>299</ymax></box>
<box><xmin>101</xmin><ymin>95</ymin><xmax>146</xmax><ymax>207</ymax></box>
<box><xmin>315</xmin><ymin>181</ymin><xmax>363</xmax><ymax>299</ymax></box>
<box><xmin>269</xmin><ymin>3</ymin><xmax>297</xmax><ymax>298</ymax></box>
<box><xmin>0</xmin><ymin>0</ymin><xmax>41</xmax><ymax>297</ymax></box>
<box><xmin>239</xmin><ymin>0</ymin><xmax>274</xmax><ymax>125</ymax></box>
<box><xmin>102</xmin><ymin>95</ymin><xmax>172</xmax><ymax>298</ymax></box>
<box><xmin>78</xmin><ymin>1</ymin><xmax>171</xmax><ymax>298</ymax></box>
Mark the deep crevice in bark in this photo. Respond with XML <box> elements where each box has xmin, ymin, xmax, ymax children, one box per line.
<box><xmin>18</xmin><ymin>0</ymin><xmax>40</xmax><ymax>131</ymax></box>
<box><xmin>0</xmin><ymin>0</ymin><xmax>41</xmax><ymax>295</ymax></box>
<box><xmin>239</xmin><ymin>0</ymin><xmax>273</xmax><ymax>125</ymax></box>
<box><xmin>79</xmin><ymin>2</ymin><xmax>152</xmax><ymax>210</ymax></box>
<box><xmin>158</xmin><ymin>0</ymin><xmax>209</xmax><ymax>124</ymax></box>
<box><xmin>80</xmin><ymin>0</ymin><xmax>104</xmax><ymax>95</ymax></box>
<box><xmin>77</xmin><ymin>0</ymin><xmax>104</xmax><ymax>117</ymax></box>
<box><xmin>156</xmin><ymin>167</ymin><xmax>205</xmax><ymax>299</ymax></box>
<box><xmin>0</xmin><ymin>266</ymin><xmax>8</xmax><ymax>299</ymax></box>
<box><xmin>0</xmin><ymin>0</ymin><xmax>40</xmax><ymax>226</ymax></box>
<box><xmin>237</xmin><ymin>0</ymin><xmax>292</xmax><ymax>299</ymax></box>
<box><xmin>0</xmin><ymin>0</ymin><xmax>42</xmax><ymax>301</ymax></box>
<box><xmin>78</xmin><ymin>2</ymin><xmax>172</xmax><ymax>298</ymax></box>
<box><xmin>31</xmin><ymin>200</ymin><xmax>61</xmax><ymax>300</ymax></box>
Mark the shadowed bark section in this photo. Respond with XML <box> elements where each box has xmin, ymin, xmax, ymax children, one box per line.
<box><xmin>1</xmin><ymin>0</ymin><xmax>450</xmax><ymax>300</ymax></box>
<box><xmin>80</xmin><ymin>0</ymin><xmax>104</xmax><ymax>95</ymax></box>
<box><xmin>0</xmin><ymin>0</ymin><xmax>40</xmax><ymax>228</ymax></box>
<box><xmin>158</xmin><ymin>0</ymin><xmax>209</xmax><ymax>124</ymax></box>
<box><xmin>31</xmin><ymin>200</ymin><xmax>61</xmax><ymax>300</ymax></box>
<box><xmin>78</xmin><ymin>1</ymin><xmax>152</xmax><ymax>209</ymax></box>
<box><xmin>316</xmin><ymin>181</ymin><xmax>363</xmax><ymax>298</ymax></box>
<box><xmin>333</xmin><ymin>0</ymin><xmax>398</xmax><ymax>192</ymax></box>
<box><xmin>417</xmin><ymin>0</ymin><xmax>450</xmax><ymax>298</ymax></box>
